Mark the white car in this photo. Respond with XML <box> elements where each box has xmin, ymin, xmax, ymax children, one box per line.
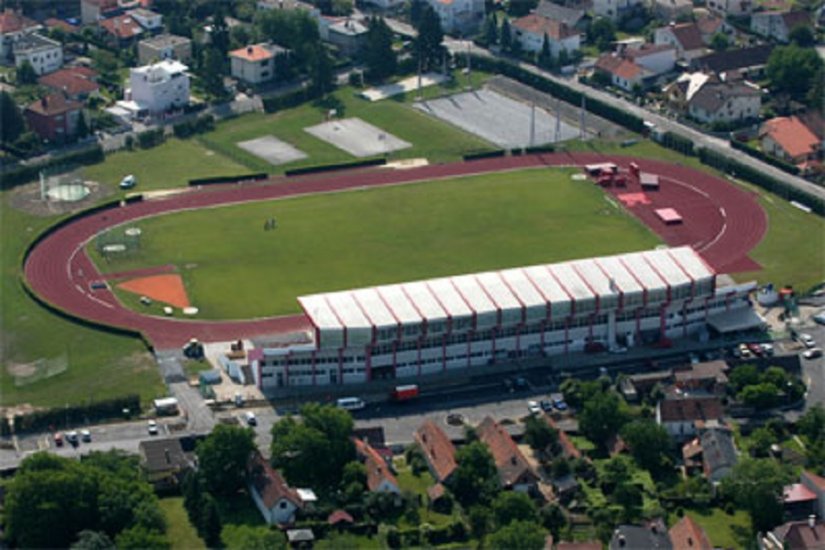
<box><xmin>799</xmin><ymin>333</ymin><xmax>816</xmax><ymax>348</ymax></box>
<box><xmin>119</xmin><ymin>175</ymin><xmax>136</xmax><ymax>189</ymax></box>
<box><xmin>147</xmin><ymin>420</ymin><xmax>158</xmax><ymax>435</ymax></box>
<box><xmin>80</xmin><ymin>429</ymin><xmax>91</xmax><ymax>442</ymax></box>
<box><xmin>803</xmin><ymin>348</ymin><xmax>823</xmax><ymax>360</ymax></box>
<box><xmin>527</xmin><ymin>400</ymin><xmax>541</xmax><ymax>415</ymax></box>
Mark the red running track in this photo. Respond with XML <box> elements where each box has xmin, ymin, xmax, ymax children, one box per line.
<box><xmin>23</xmin><ymin>152</ymin><xmax>766</xmax><ymax>349</ymax></box>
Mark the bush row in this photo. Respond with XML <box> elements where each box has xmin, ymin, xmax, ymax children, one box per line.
<box><xmin>0</xmin><ymin>145</ymin><xmax>105</xmax><ymax>190</ymax></box>
<box><xmin>188</xmin><ymin>173</ymin><xmax>268</xmax><ymax>186</ymax></box>
<box><xmin>284</xmin><ymin>157</ymin><xmax>386</xmax><ymax>176</ymax></box>
<box><xmin>730</xmin><ymin>139</ymin><xmax>801</xmax><ymax>176</ymax></box>
<box><xmin>137</xmin><ymin>128</ymin><xmax>166</xmax><ymax>149</ymax></box>
<box><xmin>387</xmin><ymin>519</ymin><xmax>468</xmax><ymax>548</ymax></box>
<box><xmin>263</xmin><ymin>86</ymin><xmax>322</xmax><ymax>114</ymax></box>
<box><xmin>13</xmin><ymin>394</ymin><xmax>140</xmax><ymax>433</ymax></box>
<box><xmin>463</xmin><ymin>149</ymin><xmax>507</xmax><ymax>161</ymax></box>
<box><xmin>660</xmin><ymin>131</ymin><xmax>695</xmax><ymax>156</ymax></box>
<box><xmin>173</xmin><ymin>114</ymin><xmax>216</xmax><ymax>139</ymax></box>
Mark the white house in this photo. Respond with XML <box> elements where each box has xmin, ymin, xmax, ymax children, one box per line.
<box><xmin>354</xmin><ymin>438</ymin><xmax>401</xmax><ymax>494</ymax></box>
<box><xmin>137</xmin><ymin>34</ymin><xmax>192</xmax><ymax>65</ymax></box>
<box><xmin>13</xmin><ymin>33</ymin><xmax>63</xmax><ymax>75</ymax></box>
<box><xmin>623</xmin><ymin>44</ymin><xmax>676</xmax><ymax>75</ymax></box>
<box><xmin>656</xmin><ymin>396</ymin><xmax>724</xmax><ymax>440</ymax></box>
<box><xmin>654</xmin><ymin>23</ymin><xmax>706</xmax><ymax>62</ymax></box>
<box><xmin>592</xmin><ymin>0</ymin><xmax>644</xmax><ymax>21</ymax></box>
<box><xmin>126</xmin><ymin>59</ymin><xmax>189</xmax><ymax>115</ymax></box>
<box><xmin>0</xmin><ymin>9</ymin><xmax>41</xmax><ymax>62</ymax></box>
<box><xmin>423</xmin><ymin>0</ymin><xmax>485</xmax><ymax>35</ymax></box>
<box><xmin>686</xmin><ymin>79</ymin><xmax>761</xmax><ymax>124</ymax></box>
<box><xmin>248</xmin><ymin>453</ymin><xmax>304</xmax><ymax>525</ymax></box>
<box><xmin>706</xmin><ymin>0</ymin><xmax>752</xmax><ymax>17</ymax></box>
<box><xmin>229</xmin><ymin>43</ymin><xmax>288</xmax><ymax>85</ymax></box>
<box><xmin>512</xmin><ymin>13</ymin><xmax>581</xmax><ymax>57</ymax></box>
<box><xmin>750</xmin><ymin>11</ymin><xmax>810</xmax><ymax>43</ymax></box>
<box><xmin>595</xmin><ymin>54</ymin><xmax>649</xmax><ymax>91</ymax></box>
<box><xmin>128</xmin><ymin>8</ymin><xmax>164</xmax><ymax>32</ymax></box>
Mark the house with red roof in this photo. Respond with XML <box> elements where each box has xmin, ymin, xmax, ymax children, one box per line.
<box><xmin>0</xmin><ymin>9</ymin><xmax>41</xmax><ymax>62</ymax></box>
<box><xmin>800</xmin><ymin>470</ymin><xmax>825</xmax><ymax>519</ymax></box>
<box><xmin>595</xmin><ymin>44</ymin><xmax>676</xmax><ymax>92</ymax></box>
<box><xmin>656</xmin><ymin>395</ymin><xmax>724</xmax><ymax>440</ymax></box>
<box><xmin>415</xmin><ymin>420</ymin><xmax>458</xmax><ymax>483</ymax></box>
<box><xmin>654</xmin><ymin>23</ymin><xmax>706</xmax><ymax>61</ymax></box>
<box><xmin>354</xmin><ymin>437</ymin><xmax>400</xmax><ymax>494</ymax></box>
<box><xmin>38</xmin><ymin>67</ymin><xmax>100</xmax><ymax>100</ymax></box>
<box><xmin>230</xmin><ymin>43</ymin><xmax>288</xmax><ymax>85</ymax></box>
<box><xmin>669</xmin><ymin>515</ymin><xmax>712</xmax><ymax>550</ymax></box>
<box><xmin>595</xmin><ymin>54</ymin><xmax>649</xmax><ymax>92</ymax></box>
<box><xmin>762</xmin><ymin>517</ymin><xmax>825</xmax><ymax>550</ymax></box>
<box><xmin>783</xmin><ymin>482</ymin><xmax>819</xmax><ymax>519</ymax></box>
<box><xmin>751</xmin><ymin>10</ymin><xmax>811</xmax><ymax>43</ymax></box>
<box><xmin>545</xmin><ymin>416</ymin><xmax>582</xmax><ymax>460</ymax></box>
<box><xmin>247</xmin><ymin>451</ymin><xmax>305</xmax><ymax>525</ymax></box>
<box><xmin>512</xmin><ymin>13</ymin><xmax>581</xmax><ymax>57</ymax></box>
<box><xmin>81</xmin><ymin>0</ymin><xmax>120</xmax><ymax>25</ymax></box>
<box><xmin>24</xmin><ymin>92</ymin><xmax>83</xmax><ymax>143</ymax></box>
<box><xmin>99</xmin><ymin>14</ymin><xmax>144</xmax><ymax>48</ymax></box>
<box><xmin>477</xmin><ymin>416</ymin><xmax>539</xmax><ymax>492</ymax></box>
<box><xmin>760</xmin><ymin>116</ymin><xmax>821</xmax><ymax>168</ymax></box>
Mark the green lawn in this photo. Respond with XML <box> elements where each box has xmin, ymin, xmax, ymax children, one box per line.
<box><xmin>88</xmin><ymin>168</ymin><xmax>660</xmax><ymax>319</ymax></box>
<box><xmin>83</xmin><ymin>138</ymin><xmax>249</xmax><ymax>192</ymax></box>
<box><xmin>0</xmin><ymin>196</ymin><xmax>165</xmax><ymax>409</ymax></box>
<box><xmin>394</xmin><ymin>457</ymin><xmax>456</xmax><ymax>528</ymax></box>
<box><xmin>159</xmin><ymin>497</ymin><xmax>206</xmax><ymax>550</ymax></box>
<box><xmin>677</xmin><ymin>508</ymin><xmax>752</xmax><ymax>549</ymax></box>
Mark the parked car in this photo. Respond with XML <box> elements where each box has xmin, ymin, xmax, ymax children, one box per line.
<box><xmin>66</xmin><ymin>431</ymin><xmax>79</xmax><ymax>446</ymax></box>
<box><xmin>738</xmin><ymin>343</ymin><xmax>752</xmax><ymax>358</ymax></box>
<box><xmin>799</xmin><ymin>334</ymin><xmax>816</xmax><ymax>348</ymax></box>
<box><xmin>803</xmin><ymin>348</ymin><xmax>823</xmax><ymax>360</ymax></box>
<box><xmin>747</xmin><ymin>343</ymin><xmax>764</xmax><ymax>357</ymax></box>
<box><xmin>147</xmin><ymin>420</ymin><xmax>158</xmax><ymax>435</ymax></box>
<box><xmin>53</xmin><ymin>432</ymin><xmax>64</xmax><ymax>447</ymax></box>
<box><xmin>244</xmin><ymin>411</ymin><xmax>257</xmax><ymax>426</ymax></box>
<box><xmin>119</xmin><ymin>175</ymin><xmax>136</xmax><ymax>189</ymax></box>
<box><xmin>761</xmin><ymin>343</ymin><xmax>775</xmax><ymax>356</ymax></box>
<box><xmin>527</xmin><ymin>400</ymin><xmax>541</xmax><ymax>415</ymax></box>
<box><xmin>80</xmin><ymin>429</ymin><xmax>91</xmax><ymax>442</ymax></box>
<box><xmin>813</xmin><ymin>312</ymin><xmax>825</xmax><ymax>325</ymax></box>
<box><xmin>540</xmin><ymin>399</ymin><xmax>554</xmax><ymax>412</ymax></box>
<box><xmin>551</xmin><ymin>394</ymin><xmax>568</xmax><ymax>411</ymax></box>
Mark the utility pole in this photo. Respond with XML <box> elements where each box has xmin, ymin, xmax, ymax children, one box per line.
<box><xmin>579</xmin><ymin>95</ymin><xmax>586</xmax><ymax>140</ymax></box>
<box><xmin>555</xmin><ymin>97</ymin><xmax>561</xmax><ymax>142</ymax></box>
<box><xmin>529</xmin><ymin>103</ymin><xmax>536</xmax><ymax>147</ymax></box>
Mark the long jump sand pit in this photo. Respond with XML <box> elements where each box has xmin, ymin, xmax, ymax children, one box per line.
<box><xmin>118</xmin><ymin>274</ymin><xmax>191</xmax><ymax>309</ymax></box>
<box><xmin>415</xmin><ymin>88</ymin><xmax>581</xmax><ymax>148</ymax></box>
<box><xmin>304</xmin><ymin>118</ymin><xmax>411</xmax><ymax>157</ymax></box>
<box><xmin>237</xmin><ymin>135</ymin><xmax>307</xmax><ymax>166</ymax></box>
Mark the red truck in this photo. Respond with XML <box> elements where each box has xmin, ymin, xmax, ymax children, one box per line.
<box><xmin>391</xmin><ymin>384</ymin><xmax>419</xmax><ymax>402</ymax></box>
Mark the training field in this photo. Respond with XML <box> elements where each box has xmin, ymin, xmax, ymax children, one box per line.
<box><xmin>304</xmin><ymin>118</ymin><xmax>412</xmax><ymax>157</ymax></box>
<box><xmin>87</xmin><ymin>168</ymin><xmax>660</xmax><ymax>320</ymax></box>
<box><xmin>237</xmin><ymin>135</ymin><xmax>307</xmax><ymax>166</ymax></box>
<box><xmin>415</xmin><ymin>89</ymin><xmax>581</xmax><ymax>148</ymax></box>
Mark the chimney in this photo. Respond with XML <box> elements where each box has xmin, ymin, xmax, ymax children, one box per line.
<box><xmin>687</xmin><ymin>537</ymin><xmax>693</xmax><ymax>546</ymax></box>
<box><xmin>810</xmin><ymin>515</ymin><xmax>817</xmax><ymax>529</ymax></box>
<box><xmin>247</xmin><ymin>46</ymin><xmax>253</xmax><ymax>54</ymax></box>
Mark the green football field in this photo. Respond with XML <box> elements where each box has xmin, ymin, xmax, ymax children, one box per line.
<box><xmin>88</xmin><ymin>168</ymin><xmax>661</xmax><ymax>320</ymax></box>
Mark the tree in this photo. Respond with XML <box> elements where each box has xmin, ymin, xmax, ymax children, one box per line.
<box><xmin>720</xmin><ymin>458</ymin><xmax>793</xmax><ymax>532</ymax></box>
<box><xmin>601</xmin><ymin>455</ymin><xmax>633</xmax><ymax>489</ymax></box>
<box><xmin>500</xmin><ymin>17</ymin><xmax>512</xmax><ymax>52</ymax></box>
<box><xmin>16</xmin><ymin>60</ymin><xmax>37</xmax><ymax>85</ymax></box>
<box><xmin>524</xmin><ymin>415</ymin><xmax>558</xmax><ymax>455</ymax></box>
<box><xmin>222</xmin><ymin>525</ymin><xmax>286</xmax><ymax>550</ymax></box>
<box><xmin>749</xmin><ymin>427</ymin><xmax>777</xmax><ymax>458</ymax></box>
<box><xmin>579</xmin><ymin>391</ymin><xmax>628</xmax><ymax>447</ymax></box>
<box><xmin>588</xmin><ymin>17</ymin><xmax>616</xmax><ymax>51</ymax></box>
<box><xmin>508</xmin><ymin>0</ymin><xmax>538</xmax><ymax>16</ymax></box>
<box><xmin>484</xmin><ymin>13</ymin><xmax>498</xmax><ymax>45</ymax></box>
<box><xmin>798</xmin><ymin>405</ymin><xmax>825</xmax><ymax>442</ymax></box>
<box><xmin>114</xmin><ymin>526</ymin><xmax>170</xmax><ymax>550</ymax></box>
<box><xmin>196</xmin><ymin>424</ymin><xmax>256</xmax><ymax>496</ymax></box>
<box><xmin>492</xmin><ymin>491</ymin><xmax>538</xmax><ymax>527</ymax></box>
<box><xmin>540</xmin><ymin>504</ymin><xmax>567</xmax><ymax>540</ymax></box>
<box><xmin>309</xmin><ymin>45</ymin><xmax>335</xmax><ymax>98</ymax></box>
<box><xmin>415</xmin><ymin>5</ymin><xmax>444</xmax><ymax>72</ymax></box>
<box><xmin>766</xmin><ymin>44</ymin><xmax>824</xmax><ymax>102</ymax></box>
<box><xmin>468</xmin><ymin>506</ymin><xmax>493</xmax><ymax>540</ymax></box>
<box><xmin>341</xmin><ymin>460</ymin><xmax>367</xmax><ymax>503</ymax></box>
<box><xmin>538</xmin><ymin>33</ymin><xmax>554</xmax><ymax>69</ymax></box>
<box><xmin>199</xmin><ymin>494</ymin><xmax>223</xmax><ymax>548</ymax></box>
<box><xmin>0</xmin><ymin>91</ymin><xmax>25</xmax><ymax>145</ymax></box>
<box><xmin>709</xmin><ymin>32</ymin><xmax>729</xmax><ymax>51</ymax></box>
<box><xmin>450</xmin><ymin>441</ymin><xmax>500</xmax><ymax>506</ymax></box>
<box><xmin>71</xmin><ymin>531</ymin><xmax>116</xmax><ymax>550</ymax></box>
<box><xmin>739</xmin><ymin>382</ymin><xmax>780</xmax><ymax>409</ymax></box>
<box><xmin>487</xmin><ymin>520</ymin><xmax>547</xmax><ymax>550</ymax></box>
<box><xmin>729</xmin><ymin>364</ymin><xmax>760</xmax><ymax>392</ymax></box>
<box><xmin>559</xmin><ymin>378</ymin><xmax>602</xmax><ymax>408</ymax></box>
<box><xmin>210</xmin><ymin>4</ymin><xmax>230</xmax><ymax>55</ymax></box>
<box><xmin>789</xmin><ymin>25</ymin><xmax>815</xmax><ymax>47</ymax></box>
<box><xmin>200</xmin><ymin>46</ymin><xmax>227</xmax><ymax>98</ymax></box>
<box><xmin>620</xmin><ymin>419</ymin><xmax>670</xmax><ymax>473</ymax></box>
<box><xmin>364</xmin><ymin>16</ymin><xmax>396</xmax><ymax>81</ymax></box>
<box><xmin>182</xmin><ymin>471</ymin><xmax>205</xmax><ymax>530</ymax></box>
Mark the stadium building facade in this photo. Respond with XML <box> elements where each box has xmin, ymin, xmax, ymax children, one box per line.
<box><xmin>251</xmin><ymin>247</ymin><xmax>758</xmax><ymax>390</ymax></box>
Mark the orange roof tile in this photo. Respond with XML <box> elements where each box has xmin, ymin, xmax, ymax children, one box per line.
<box><xmin>0</xmin><ymin>9</ymin><xmax>38</xmax><ymax>33</ymax></box>
<box><xmin>669</xmin><ymin>516</ymin><xmax>713</xmax><ymax>550</ymax></box>
<box><xmin>230</xmin><ymin>44</ymin><xmax>275</xmax><ymax>62</ymax></box>
<box><xmin>762</xmin><ymin>116</ymin><xmax>820</xmax><ymax>160</ymax></box>
<box><xmin>354</xmin><ymin>438</ymin><xmax>398</xmax><ymax>493</ymax></box>
<box><xmin>415</xmin><ymin>420</ymin><xmax>457</xmax><ymax>483</ymax></box>
<box><xmin>477</xmin><ymin>416</ymin><xmax>537</xmax><ymax>488</ymax></box>
<box><xmin>99</xmin><ymin>15</ymin><xmax>144</xmax><ymax>39</ymax></box>
<box><xmin>513</xmin><ymin>13</ymin><xmax>578</xmax><ymax>40</ymax></box>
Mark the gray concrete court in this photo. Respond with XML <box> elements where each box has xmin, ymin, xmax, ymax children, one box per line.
<box><xmin>414</xmin><ymin>88</ymin><xmax>581</xmax><ymax>148</ymax></box>
<box><xmin>237</xmin><ymin>135</ymin><xmax>307</xmax><ymax>165</ymax></box>
<box><xmin>304</xmin><ymin>117</ymin><xmax>411</xmax><ymax>158</ymax></box>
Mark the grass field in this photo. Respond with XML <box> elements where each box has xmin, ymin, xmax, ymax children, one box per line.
<box><xmin>88</xmin><ymin>168</ymin><xmax>660</xmax><ymax>319</ymax></box>
<box><xmin>159</xmin><ymin>497</ymin><xmax>206</xmax><ymax>550</ymax></box>
<box><xmin>678</xmin><ymin>508</ymin><xmax>752</xmax><ymax>549</ymax></box>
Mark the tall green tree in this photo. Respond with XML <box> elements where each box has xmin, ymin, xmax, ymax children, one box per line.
<box><xmin>709</xmin><ymin>32</ymin><xmax>729</xmax><ymax>51</ymax></box>
<box><xmin>16</xmin><ymin>60</ymin><xmax>37</xmax><ymax>85</ymax></box>
<box><xmin>500</xmin><ymin>17</ymin><xmax>512</xmax><ymax>52</ymax></box>
<box><xmin>0</xmin><ymin>91</ymin><xmax>25</xmax><ymax>145</ymax></box>
<box><xmin>487</xmin><ymin>520</ymin><xmax>547</xmax><ymax>550</ymax></box>
<box><xmin>309</xmin><ymin>45</ymin><xmax>335</xmax><ymax>98</ymax></box>
<box><xmin>450</xmin><ymin>441</ymin><xmax>500</xmax><ymax>506</ymax></box>
<box><xmin>71</xmin><ymin>531</ymin><xmax>116</xmax><ymax>550</ymax></box>
<box><xmin>507</xmin><ymin>0</ymin><xmax>538</xmax><ymax>16</ymax></box>
<box><xmin>210</xmin><ymin>4</ymin><xmax>230</xmax><ymax>55</ymax></box>
<box><xmin>767</xmin><ymin>44</ymin><xmax>823</xmax><ymax>103</ymax></box>
<box><xmin>201</xmin><ymin>46</ymin><xmax>227</xmax><ymax>98</ymax></box>
<box><xmin>196</xmin><ymin>424</ymin><xmax>257</xmax><ymax>496</ymax></box>
<box><xmin>588</xmin><ymin>17</ymin><xmax>616</xmax><ymax>51</ymax></box>
<box><xmin>538</xmin><ymin>33</ymin><xmax>553</xmax><ymax>69</ymax></box>
<box><xmin>720</xmin><ymin>458</ymin><xmax>793</xmax><ymax>532</ymax></box>
<box><xmin>484</xmin><ymin>13</ymin><xmax>498</xmax><ymax>45</ymax></box>
<box><xmin>540</xmin><ymin>504</ymin><xmax>567</xmax><ymax>540</ymax></box>
<box><xmin>415</xmin><ymin>4</ymin><xmax>444</xmax><ymax>71</ymax></box>
<box><xmin>620</xmin><ymin>419</ymin><xmax>671</xmax><ymax>473</ymax></box>
<box><xmin>199</xmin><ymin>494</ymin><xmax>223</xmax><ymax>548</ymax></box>
<box><xmin>579</xmin><ymin>391</ymin><xmax>628</xmax><ymax>446</ymax></box>
<box><xmin>524</xmin><ymin>415</ymin><xmax>558</xmax><ymax>455</ymax></box>
<box><xmin>222</xmin><ymin>525</ymin><xmax>286</xmax><ymax>550</ymax></box>
<box><xmin>789</xmin><ymin>25</ymin><xmax>815</xmax><ymax>47</ymax></box>
<box><xmin>365</xmin><ymin>16</ymin><xmax>397</xmax><ymax>81</ymax></box>
<box><xmin>492</xmin><ymin>491</ymin><xmax>538</xmax><ymax>527</ymax></box>
<box><xmin>114</xmin><ymin>526</ymin><xmax>170</xmax><ymax>550</ymax></box>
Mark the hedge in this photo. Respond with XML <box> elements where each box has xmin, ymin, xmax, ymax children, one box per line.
<box><xmin>660</xmin><ymin>131</ymin><xmax>695</xmax><ymax>156</ymax></box>
<box><xmin>730</xmin><ymin>139</ymin><xmax>800</xmax><ymax>175</ymax></box>
<box><xmin>284</xmin><ymin>157</ymin><xmax>386</xmax><ymax>176</ymax></box>
<box><xmin>263</xmin><ymin>87</ymin><xmax>321</xmax><ymax>114</ymax></box>
<box><xmin>524</xmin><ymin>144</ymin><xmax>555</xmax><ymax>154</ymax></box>
<box><xmin>13</xmin><ymin>394</ymin><xmax>140</xmax><ymax>433</ymax></box>
<box><xmin>173</xmin><ymin>114</ymin><xmax>216</xmax><ymax>139</ymax></box>
<box><xmin>188</xmin><ymin>173</ymin><xmax>268</xmax><ymax>186</ymax></box>
<box><xmin>0</xmin><ymin>144</ymin><xmax>105</xmax><ymax>190</ymax></box>
<box><xmin>137</xmin><ymin>128</ymin><xmax>165</xmax><ymax>149</ymax></box>
<box><xmin>463</xmin><ymin>149</ymin><xmax>507</xmax><ymax>161</ymax></box>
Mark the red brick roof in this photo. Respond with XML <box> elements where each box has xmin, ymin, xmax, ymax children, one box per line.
<box><xmin>230</xmin><ymin>44</ymin><xmax>275</xmax><ymax>62</ymax></box>
<box><xmin>513</xmin><ymin>13</ymin><xmax>578</xmax><ymax>40</ymax></box>
<box><xmin>38</xmin><ymin>67</ymin><xmax>100</xmax><ymax>97</ymax></box>
<box><xmin>327</xmin><ymin>509</ymin><xmax>354</xmax><ymax>525</ymax></box>
<box><xmin>784</xmin><ymin>483</ymin><xmax>818</xmax><ymax>503</ymax></box>
<box><xmin>415</xmin><ymin>420</ymin><xmax>457</xmax><ymax>482</ymax></box>
<box><xmin>596</xmin><ymin>54</ymin><xmax>644</xmax><ymax>80</ymax></box>
<box><xmin>354</xmin><ymin>438</ymin><xmax>398</xmax><ymax>493</ymax></box>
<box><xmin>696</xmin><ymin>15</ymin><xmax>724</xmax><ymax>36</ymax></box>
<box><xmin>802</xmin><ymin>470</ymin><xmax>825</xmax><ymax>491</ymax></box>
<box><xmin>658</xmin><ymin>396</ymin><xmax>723</xmax><ymax>423</ymax></box>
<box><xmin>99</xmin><ymin>14</ymin><xmax>144</xmax><ymax>40</ymax></box>
<box><xmin>762</xmin><ymin>116</ymin><xmax>820</xmax><ymax>160</ymax></box>
<box><xmin>477</xmin><ymin>416</ymin><xmax>537</xmax><ymax>488</ymax></box>
<box><xmin>669</xmin><ymin>516</ymin><xmax>713</xmax><ymax>550</ymax></box>
<box><xmin>25</xmin><ymin>93</ymin><xmax>82</xmax><ymax>117</ymax></box>
<box><xmin>665</xmin><ymin>23</ymin><xmax>705</xmax><ymax>50</ymax></box>
<box><xmin>0</xmin><ymin>9</ymin><xmax>38</xmax><ymax>33</ymax></box>
<box><xmin>556</xmin><ymin>542</ymin><xmax>603</xmax><ymax>550</ymax></box>
<box><xmin>545</xmin><ymin>416</ymin><xmax>581</xmax><ymax>459</ymax></box>
<box><xmin>44</xmin><ymin>18</ymin><xmax>79</xmax><ymax>33</ymax></box>
<box><xmin>247</xmin><ymin>452</ymin><xmax>301</xmax><ymax>510</ymax></box>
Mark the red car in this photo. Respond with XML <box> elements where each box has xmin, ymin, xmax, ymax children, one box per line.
<box><xmin>53</xmin><ymin>432</ymin><xmax>64</xmax><ymax>447</ymax></box>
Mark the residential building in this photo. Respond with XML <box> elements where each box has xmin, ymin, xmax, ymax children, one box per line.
<box><xmin>24</xmin><ymin>92</ymin><xmax>83</xmax><ymax>142</ymax></box>
<box><xmin>750</xmin><ymin>11</ymin><xmax>811</xmax><ymax>43</ymax></box>
<box><xmin>229</xmin><ymin>43</ymin><xmax>288</xmax><ymax>85</ymax></box>
<box><xmin>654</xmin><ymin>23</ymin><xmax>706</xmax><ymax>62</ymax></box>
<box><xmin>44</xmin><ymin>18</ymin><xmax>80</xmax><ymax>35</ymax></box>
<box><xmin>137</xmin><ymin>33</ymin><xmax>192</xmax><ymax>65</ymax></box>
<box><xmin>623</xmin><ymin>44</ymin><xmax>676</xmax><ymax>75</ymax></box>
<box><xmin>354</xmin><ymin>438</ymin><xmax>400</xmax><ymax>494</ymax></box>
<box><xmin>326</xmin><ymin>18</ymin><xmax>368</xmax><ymax>57</ymax></box>
<box><xmin>512</xmin><ymin>14</ymin><xmax>581</xmax><ymax>57</ymax></box>
<box><xmin>127</xmin><ymin>8</ymin><xmax>163</xmax><ymax>32</ymax></box>
<box><xmin>668</xmin><ymin>516</ymin><xmax>712</xmax><ymax>550</ymax></box>
<box><xmin>477</xmin><ymin>416</ymin><xmax>539</xmax><ymax>492</ymax></box>
<box><xmin>0</xmin><ymin>9</ymin><xmax>40</xmax><ymax>62</ymax></box>
<box><xmin>699</xmin><ymin>427</ymin><xmax>737</xmax><ymax>482</ymax></box>
<box><xmin>250</xmin><ymin>247</ymin><xmax>759</xmax><ymax>390</ymax></box>
<box><xmin>656</xmin><ymin>395</ymin><xmax>724</xmax><ymax>439</ymax></box>
<box><xmin>609</xmin><ymin>522</ymin><xmax>673</xmax><ymax>550</ymax></box>
<box><xmin>257</xmin><ymin>0</ymin><xmax>318</xmax><ymax>11</ymax></box>
<box><xmin>760</xmin><ymin>116</ymin><xmax>821</xmax><ymax>167</ymax></box>
<box><xmin>80</xmin><ymin>0</ymin><xmax>119</xmax><ymax>24</ymax></box>
<box><xmin>696</xmin><ymin>15</ymin><xmax>734</xmax><ymax>45</ymax></box>
<box><xmin>99</xmin><ymin>14</ymin><xmax>144</xmax><ymax>48</ymax></box>
<box><xmin>706</xmin><ymin>0</ymin><xmax>752</xmax><ymax>16</ymax></box>
<box><xmin>594</xmin><ymin>54</ymin><xmax>649</xmax><ymax>91</ymax></box>
<box><xmin>783</xmin><ymin>483</ymin><xmax>819</xmax><ymax>520</ymax></box>
<box><xmin>422</xmin><ymin>0</ymin><xmax>486</xmax><ymax>35</ymax></box>
<box><xmin>126</xmin><ymin>59</ymin><xmax>189</xmax><ymax>115</ymax></box>
<box><xmin>692</xmin><ymin>45</ymin><xmax>772</xmax><ymax>77</ymax></box>
<box><xmin>650</xmin><ymin>0</ymin><xmax>693</xmax><ymax>21</ymax></box>
<box><xmin>533</xmin><ymin>1</ymin><xmax>588</xmax><ymax>31</ymax></box>
<box><xmin>415</xmin><ymin>420</ymin><xmax>458</xmax><ymax>483</ymax></box>
<box><xmin>138</xmin><ymin>437</ymin><xmax>193</xmax><ymax>490</ymax></box>
<box><xmin>761</xmin><ymin>518</ymin><xmax>825</xmax><ymax>550</ymax></box>
<box><xmin>592</xmin><ymin>0</ymin><xmax>644</xmax><ymax>21</ymax></box>
<box><xmin>545</xmin><ymin>416</ymin><xmax>582</xmax><ymax>460</ymax></box>
<box><xmin>13</xmin><ymin>33</ymin><xmax>63</xmax><ymax>75</ymax></box>
<box><xmin>686</xmin><ymin>77</ymin><xmax>760</xmax><ymax>124</ymax></box>
<box><xmin>38</xmin><ymin>67</ymin><xmax>100</xmax><ymax>100</ymax></box>
<box><xmin>800</xmin><ymin>470</ymin><xmax>825</xmax><ymax>520</ymax></box>
<box><xmin>248</xmin><ymin>452</ymin><xmax>304</xmax><ymax>525</ymax></box>
<box><xmin>673</xmin><ymin>360</ymin><xmax>729</xmax><ymax>394</ymax></box>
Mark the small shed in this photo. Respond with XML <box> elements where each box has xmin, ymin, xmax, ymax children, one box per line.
<box><xmin>327</xmin><ymin>509</ymin><xmax>354</xmax><ymax>527</ymax></box>
<box><xmin>286</xmin><ymin>529</ymin><xmax>315</xmax><ymax>548</ymax></box>
<box><xmin>153</xmin><ymin>397</ymin><xmax>179</xmax><ymax>415</ymax></box>
<box><xmin>640</xmin><ymin>172</ymin><xmax>660</xmax><ymax>189</ymax></box>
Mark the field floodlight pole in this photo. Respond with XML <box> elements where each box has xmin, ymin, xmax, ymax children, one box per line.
<box><xmin>39</xmin><ymin>170</ymin><xmax>46</xmax><ymax>201</ymax></box>
<box><xmin>529</xmin><ymin>103</ymin><xmax>536</xmax><ymax>148</ymax></box>
<box><xmin>555</xmin><ymin>97</ymin><xmax>561</xmax><ymax>142</ymax></box>
<box><xmin>466</xmin><ymin>41</ymin><xmax>472</xmax><ymax>90</ymax></box>
<box><xmin>579</xmin><ymin>95</ymin><xmax>586</xmax><ymax>140</ymax></box>
<box><xmin>417</xmin><ymin>58</ymin><xmax>422</xmax><ymax>100</ymax></box>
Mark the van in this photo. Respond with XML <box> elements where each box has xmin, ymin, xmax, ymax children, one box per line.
<box><xmin>244</xmin><ymin>411</ymin><xmax>257</xmax><ymax>426</ymax></box>
<box><xmin>336</xmin><ymin>397</ymin><xmax>366</xmax><ymax>411</ymax></box>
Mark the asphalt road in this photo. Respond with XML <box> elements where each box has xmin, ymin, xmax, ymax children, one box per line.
<box><xmin>799</xmin><ymin>323</ymin><xmax>825</xmax><ymax>409</ymax></box>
